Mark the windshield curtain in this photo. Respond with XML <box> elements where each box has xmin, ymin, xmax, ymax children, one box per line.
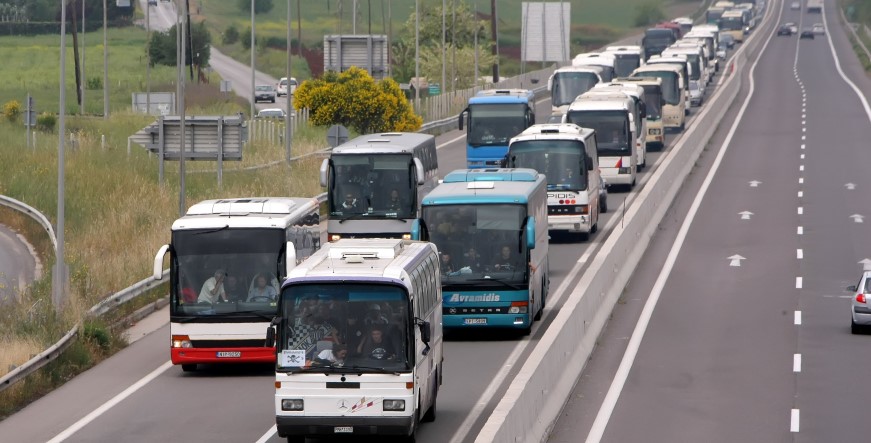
<box><xmin>468</xmin><ymin>103</ymin><xmax>528</xmax><ymax>146</ymax></box>
<box><xmin>642</xmin><ymin>86</ymin><xmax>663</xmax><ymax>119</ymax></box>
<box><xmin>566</xmin><ymin>110</ymin><xmax>631</xmax><ymax>155</ymax></box>
<box><xmin>277</xmin><ymin>283</ymin><xmax>411</xmax><ymax>373</ymax></box>
<box><xmin>422</xmin><ymin>204</ymin><xmax>528</xmax><ymax>287</ymax></box>
<box><xmin>509</xmin><ymin>140</ymin><xmax>588</xmax><ymax>192</ymax></box>
<box><xmin>613</xmin><ymin>56</ymin><xmax>640</xmax><ymax>78</ymax></box>
<box><xmin>329</xmin><ymin>154</ymin><xmax>416</xmax><ymax>219</ymax></box>
<box><xmin>171</xmin><ymin>228</ymin><xmax>285</xmax><ymax>317</ymax></box>
<box><xmin>552</xmin><ymin>73</ymin><xmax>600</xmax><ymax>107</ymax></box>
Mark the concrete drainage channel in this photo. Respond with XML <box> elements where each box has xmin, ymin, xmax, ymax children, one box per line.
<box><xmin>473</xmin><ymin>3</ymin><xmax>779</xmax><ymax>442</ymax></box>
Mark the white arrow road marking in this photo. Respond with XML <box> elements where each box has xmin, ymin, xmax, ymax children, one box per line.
<box><xmin>749</xmin><ymin>180</ymin><xmax>761</xmax><ymax>187</ymax></box>
<box><xmin>728</xmin><ymin>255</ymin><xmax>745</xmax><ymax>267</ymax></box>
<box><xmin>851</xmin><ymin>214</ymin><xmax>864</xmax><ymax>223</ymax></box>
<box><xmin>739</xmin><ymin>211</ymin><xmax>753</xmax><ymax>220</ymax></box>
<box><xmin>846</xmin><ymin>183</ymin><xmax>856</xmax><ymax>190</ymax></box>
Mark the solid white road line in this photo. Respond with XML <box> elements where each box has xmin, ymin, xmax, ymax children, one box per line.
<box><xmin>795</xmin><ymin>310</ymin><xmax>802</xmax><ymax>325</ymax></box>
<box><xmin>254</xmin><ymin>425</ymin><xmax>277</xmax><ymax>443</ymax></box>
<box><xmin>791</xmin><ymin>409</ymin><xmax>800</xmax><ymax>432</ymax></box>
<box><xmin>793</xmin><ymin>354</ymin><xmax>802</xmax><ymax>372</ymax></box>
<box><xmin>46</xmin><ymin>361</ymin><xmax>174</xmax><ymax>443</ymax></box>
<box><xmin>436</xmin><ymin>133</ymin><xmax>467</xmax><ymax>151</ymax></box>
<box><xmin>583</xmin><ymin>6</ymin><xmax>781</xmax><ymax>440</ymax></box>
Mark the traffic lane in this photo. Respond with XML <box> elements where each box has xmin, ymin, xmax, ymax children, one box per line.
<box><xmin>790</xmin><ymin>24</ymin><xmax>871</xmax><ymax>441</ymax></box>
<box><xmin>64</xmin><ymin>364</ymin><xmax>276</xmax><ymax>443</ymax></box>
<box><xmin>0</xmin><ymin>324</ymin><xmax>170</xmax><ymax>442</ymax></box>
<box><xmin>209</xmin><ymin>48</ymin><xmax>283</xmax><ymax>114</ymax></box>
<box><xmin>0</xmin><ymin>223</ymin><xmax>35</xmax><ymax>303</ymax></box>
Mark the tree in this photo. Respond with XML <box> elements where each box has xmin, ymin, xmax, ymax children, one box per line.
<box><xmin>237</xmin><ymin>0</ymin><xmax>274</xmax><ymax>14</ymax></box>
<box><xmin>147</xmin><ymin>22</ymin><xmax>212</xmax><ymax>68</ymax></box>
<box><xmin>419</xmin><ymin>45</ymin><xmax>496</xmax><ymax>90</ymax></box>
<box><xmin>634</xmin><ymin>1</ymin><xmax>666</xmax><ymax>27</ymax></box>
<box><xmin>223</xmin><ymin>24</ymin><xmax>239</xmax><ymax>45</ymax></box>
<box><xmin>392</xmin><ymin>2</ymin><xmax>489</xmax><ymax>83</ymax></box>
<box><xmin>294</xmin><ymin>66</ymin><xmax>422</xmax><ymax>134</ymax></box>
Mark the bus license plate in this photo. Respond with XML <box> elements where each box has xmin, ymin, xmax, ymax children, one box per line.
<box><xmin>464</xmin><ymin>318</ymin><xmax>487</xmax><ymax>325</ymax></box>
<box><xmin>216</xmin><ymin>351</ymin><xmax>241</xmax><ymax>358</ymax></box>
<box><xmin>334</xmin><ymin>426</ymin><xmax>353</xmax><ymax>433</ymax></box>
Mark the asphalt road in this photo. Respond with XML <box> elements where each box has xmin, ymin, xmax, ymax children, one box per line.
<box><xmin>0</xmin><ymin>223</ymin><xmax>37</xmax><ymax>304</ymax></box>
<box><xmin>549</xmin><ymin>0</ymin><xmax>871</xmax><ymax>441</ymax></box>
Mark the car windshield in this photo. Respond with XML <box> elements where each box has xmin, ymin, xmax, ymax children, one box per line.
<box><xmin>259</xmin><ymin>110</ymin><xmax>283</xmax><ymax>117</ymax></box>
<box><xmin>256</xmin><ymin>86</ymin><xmax>272</xmax><ymax>91</ymax></box>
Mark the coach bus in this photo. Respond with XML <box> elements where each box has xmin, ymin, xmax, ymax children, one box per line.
<box><xmin>269</xmin><ymin>238</ymin><xmax>443</xmax><ymax>441</ymax></box>
<box><xmin>320</xmin><ymin>132</ymin><xmax>438</xmax><ymax>241</ymax></box>
<box><xmin>412</xmin><ymin>168</ymin><xmax>549</xmax><ymax>334</ymax></box>
<box><xmin>152</xmin><ymin>197</ymin><xmax>321</xmax><ymax>371</ymax></box>
<box><xmin>459</xmin><ymin>89</ymin><xmax>536</xmax><ymax>168</ymax></box>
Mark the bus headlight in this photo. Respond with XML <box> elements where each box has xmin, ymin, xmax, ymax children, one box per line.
<box><xmin>329</xmin><ymin>234</ymin><xmax>342</xmax><ymax>242</ymax></box>
<box><xmin>171</xmin><ymin>335</ymin><xmax>192</xmax><ymax>348</ymax></box>
<box><xmin>383</xmin><ymin>399</ymin><xmax>406</xmax><ymax>411</ymax></box>
<box><xmin>281</xmin><ymin>399</ymin><xmax>305</xmax><ymax>411</ymax></box>
<box><xmin>402</xmin><ymin>233</ymin><xmax>412</xmax><ymax>240</ymax></box>
<box><xmin>509</xmin><ymin>302</ymin><xmax>528</xmax><ymax>314</ymax></box>
<box><xmin>649</xmin><ymin>128</ymin><xmax>662</xmax><ymax>135</ymax></box>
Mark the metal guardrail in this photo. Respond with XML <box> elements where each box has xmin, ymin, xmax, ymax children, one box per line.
<box><xmin>0</xmin><ymin>195</ymin><xmax>58</xmax><ymax>252</ymax></box>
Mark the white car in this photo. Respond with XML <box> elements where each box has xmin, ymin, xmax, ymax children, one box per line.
<box><xmin>277</xmin><ymin>77</ymin><xmax>298</xmax><ymax>97</ymax></box>
<box><xmin>813</xmin><ymin>23</ymin><xmax>825</xmax><ymax>35</ymax></box>
<box><xmin>790</xmin><ymin>1</ymin><xmax>801</xmax><ymax>10</ymax></box>
<box><xmin>256</xmin><ymin>108</ymin><xmax>286</xmax><ymax>119</ymax></box>
<box><xmin>689</xmin><ymin>80</ymin><xmax>703</xmax><ymax>107</ymax></box>
<box><xmin>847</xmin><ymin>269</ymin><xmax>871</xmax><ymax>333</ymax></box>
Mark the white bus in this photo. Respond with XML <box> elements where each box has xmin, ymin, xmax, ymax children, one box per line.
<box><xmin>152</xmin><ymin>197</ymin><xmax>322</xmax><ymax>371</ymax></box>
<box><xmin>565</xmin><ymin>93</ymin><xmax>638</xmax><ymax>188</ymax></box>
<box><xmin>269</xmin><ymin>238</ymin><xmax>443</xmax><ymax>442</ymax></box>
<box><xmin>590</xmin><ymin>83</ymin><xmax>650</xmax><ymax>169</ymax></box>
<box><xmin>507</xmin><ymin>124</ymin><xmax>602</xmax><ymax>240</ymax></box>
<box><xmin>613</xmin><ymin>76</ymin><xmax>666</xmax><ymax>150</ymax></box>
<box><xmin>573</xmin><ymin>52</ymin><xmax>617</xmax><ymax>82</ymax></box>
<box><xmin>320</xmin><ymin>132</ymin><xmax>438</xmax><ymax>241</ymax></box>
<box><xmin>631</xmin><ymin>64</ymin><xmax>687</xmax><ymax>131</ymax></box>
<box><xmin>603</xmin><ymin>45</ymin><xmax>645</xmax><ymax>78</ymax></box>
<box><xmin>548</xmin><ymin>66</ymin><xmax>606</xmax><ymax>113</ymax></box>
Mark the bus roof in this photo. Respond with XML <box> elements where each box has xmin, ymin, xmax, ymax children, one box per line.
<box><xmin>604</xmin><ymin>45</ymin><xmax>643</xmax><ymax>55</ymax></box>
<box><xmin>442</xmin><ymin>168</ymin><xmax>539</xmax><ymax>183</ymax></box>
<box><xmin>173</xmin><ymin>197</ymin><xmax>319</xmax><ymax>230</ymax></box>
<box><xmin>614</xmin><ymin>76</ymin><xmax>663</xmax><ymax>86</ymax></box>
<box><xmin>331</xmin><ymin>132</ymin><xmax>434</xmax><ymax>155</ymax></box>
<box><xmin>424</xmin><ymin>169</ymin><xmax>546</xmax><ymax>206</ymax></box>
<box><xmin>567</xmin><ymin>97</ymin><xmax>630</xmax><ymax>113</ymax></box>
<box><xmin>511</xmin><ymin>123</ymin><xmax>595</xmax><ymax>143</ymax></box>
<box><xmin>633</xmin><ymin>64</ymin><xmax>682</xmax><ymax>75</ymax></box>
<box><xmin>573</xmin><ymin>52</ymin><xmax>616</xmax><ymax>68</ymax></box>
<box><xmin>469</xmin><ymin>95</ymin><xmax>530</xmax><ymax>105</ymax></box>
<box><xmin>474</xmin><ymin>89</ymin><xmax>534</xmax><ymax>100</ymax></box>
<box><xmin>285</xmin><ymin>238</ymin><xmax>436</xmax><ymax>282</ymax></box>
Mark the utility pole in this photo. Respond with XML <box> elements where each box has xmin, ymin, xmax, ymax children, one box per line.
<box><xmin>103</xmin><ymin>0</ymin><xmax>109</xmax><ymax>119</ymax></box>
<box><xmin>441</xmin><ymin>0</ymin><xmax>445</xmax><ymax>95</ymax></box>
<box><xmin>285</xmin><ymin>0</ymin><xmax>293</xmax><ymax>163</ymax></box>
<box><xmin>179</xmin><ymin>0</ymin><xmax>187</xmax><ymax>217</ymax></box>
<box><xmin>490</xmin><ymin>0</ymin><xmax>499</xmax><ymax>82</ymax></box>
<box><xmin>81</xmin><ymin>0</ymin><xmax>86</xmax><ymax>114</ymax></box>
<box><xmin>55</xmin><ymin>0</ymin><xmax>69</xmax><ymax>312</ymax></box>
<box><xmin>414</xmin><ymin>0</ymin><xmax>419</xmax><ymax>111</ymax></box>
<box><xmin>250</xmin><ymin>0</ymin><xmax>255</xmax><ymax>119</ymax></box>
<box><xmin>146</xmin><ymin>0</ymin><xmax>151</xmax><ymax>117</ymax></box>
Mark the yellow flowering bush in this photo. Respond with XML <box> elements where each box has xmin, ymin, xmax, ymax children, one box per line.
<box><xmin>295</xmin><ymin>66</ymin><xmax>422</xmax><ymax>134</ymax></box>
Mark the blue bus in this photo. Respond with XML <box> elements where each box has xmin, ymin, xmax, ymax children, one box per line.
<box><xmin>458</xmin><ymin>89</ymin><xmax>537</xmax><ymax>168</ymax></box>
<box><xmin>412</xmin><ymin>168</ymin><xmax>549</xmax><ymax>334</ymax></box>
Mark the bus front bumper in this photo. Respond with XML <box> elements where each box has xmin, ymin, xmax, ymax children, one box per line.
<box><xmin>443</xmin><ymin>313</ymin><xmax>531</xmax><ymax>329</ymax></box>
<box><xmin>276</xmin><ymin>415</ymin><xmax>414</xmax><ymax>437</ymax></box>
<box><xmin>548</xmin><ymin>214</ymin><xmax>591</xmax><ymax>233</ymax></box>
<box><xmin>171</xmin><ymin>346</ymin><xmax>276</xmax><ymax>365</ymax></box>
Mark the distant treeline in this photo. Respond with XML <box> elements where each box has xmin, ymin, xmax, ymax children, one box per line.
<box><xmin>0</xmin><ymin>0</ymin><xmax>133</xmax><ymax>35</ymax></box>
<box><xmin>0</xmin><ymin>18</ymin><xmax>132</xmax><ymax>36</ymax></box>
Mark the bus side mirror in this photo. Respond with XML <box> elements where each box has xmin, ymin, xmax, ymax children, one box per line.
<box><xmin>529</xmin><ymin>113</ymin><xmax>535</xmax><ymax>126</ymax></box>
<box><xmin>319</xmin><ymin>159</ymin><xmax>329</xmax><ymax>187</ymax></box>
<box><xmin>547</xmin><ymin>75</ymin><xmax>553</xmax><ymax>91</ymax></box>
<box><xmin>414</xmin><ymin>158</ymin><xmax>425</xmax><ymax>185</ymax></box>
<box><xmin>153</xmin><ymin>244</ymin><xmax>169</xmax><ymax>280</ymax></box>
<box><xmin>285</xmin><ymin>241</ymin><xmax>297</xmax><ymax>277</ymax></box>
<box><xmin>265</xmin><ymin>325</ymin><xmax>276</xmax><ymax>348</ymax></box>
<box><xmin>586</xmin><ymin>157</ymin><xmax>594</xmax><ymax>171</ymax></box>
<box><xmin>458</xmin><ymin>108</ymin><xmax>467</xmax><ymax>130</ymax></box>
<box><xmin>417</xmin><ymin>319</ymin><xmax>432</xmax><ymax>356</ymax></box>
<box><xmin>411</xmin><ymin>219</ymin><xmax>421</xmax><ymax>240</ymax></box>
<box><xmin>526</xmin><ymin>217</ymin><xmax>536</xmax><ymax>250</ymax></box>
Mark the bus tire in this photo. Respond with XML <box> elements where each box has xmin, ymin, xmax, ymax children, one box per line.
<box><xmin>181</xmin><ymin>364</ymin><xmax>197</xmax><ymax>372</ymax></box>
<box><xmin>286</xmin><ymin>436</ymin><xmax>305</xmax><ymax>443</ymax></box>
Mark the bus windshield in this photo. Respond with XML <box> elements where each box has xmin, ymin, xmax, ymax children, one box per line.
<box><xmin>468</xmin><ymin>103</ymin><xmax>528</xmax><ymax>146</ymax></box>
<box><xmin>422</xmin><ymin>204</ymin><xmax>528</xmax><ymax>287</ymax></box>
<box><xmin>565</xmin><ymin>110</ymin><xmax>631</xmax><ymax>155</ymax></box>
<box><xmin>551</xmin><ymin>72</ymin><xmax>600</xmax><ymax>107</ymax></box>
<box><xmin>642</xmin><ymin>86</ymin><xmax>663</xmax><ymax>120</ymax></box>
<box><xmin>612</xmin><ymin>55</ymin><xmax>641</xmax><ymax>78</ymax></box>
<box><xmin>171</xmin><ymin>228</ymin><xmax>286</xmax><ymax>317</ymax></box>
<box><xmin>277</xmin><ymin>283</ymin><xmax>411</xmax><ymax>373</ymax></box>
<box><xmin>329</xmin><ymin>154</ymin><xmax>416</xmax><ymax>219</ymax></box>
<box><xmin>639</xmin><ymin>72</ymin><xmax>679</xmax><ymax>105</ymax></box>
<box><xmin>508</xmin><ymin>140</ymin><xmax>588</xmax><ymax>191</ymax></box>
<box><xmin>720</xmin><ymin>17</ymin><xmax>744</xmax><ymax>31</ymax></box>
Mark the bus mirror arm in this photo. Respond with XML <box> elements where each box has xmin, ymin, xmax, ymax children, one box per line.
<box><xmin>153</xmin><ymin>244</ymin><xmax>169</xmax><ymax>280</ymax></box>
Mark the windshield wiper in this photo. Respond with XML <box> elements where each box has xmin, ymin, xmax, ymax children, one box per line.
<box><xmin>466</xmin><ymin>277</ymin><xmax>523</xmax><ymax>290</ymax></box>
<box><xmin>193</xmin><ymin>225</ymin><xmax>230</xmax><ymax>235</ymax></box>
<box><xmin>338</xmin><ymin>213</ymin><xmax>409</xmax><ymax>223</ymax></box>
<box><xmin>232</xmin><ymin>310</ymin><xmax>275</xmax><ymax>321</ymax></box>
<box><xmin>345</xmin><ymin>365</ymin><xmax>404</xmax><ymax>375</ymax></box>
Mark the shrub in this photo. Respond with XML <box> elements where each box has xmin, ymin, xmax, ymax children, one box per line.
<box><xmin>237</xmin><ymin>0</ymin><xmax>274</xmax><ymax>14</ymax></box>
<box><xmin>223</xmin><ymin>24</ymin><xmax>239</xmax><ymax>45</ymax></box>
<box><xmin>86</xmin><ymin>77</ymin><xmax>102</xmax><ymax>90</ymax></box>
<box><xmin>294</xmin><ymin>66</ymin><xmax>423</xmax><ymax>134</ymax></box>
<box><xmin>634</xmin><ymin>1</ymin><xmax>666</xmax><ymax>27</ymax></box>
<box><xmin>36</xmin><ymin>112</ymin><xmax>56</xmax><ymax>132</ymax></box>
<box><xmin>3</xmin><ymin>99</ymin><xmax>21</xmax><ymax>123</ymax></box>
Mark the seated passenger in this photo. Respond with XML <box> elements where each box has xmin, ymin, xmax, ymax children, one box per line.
<box><xmin>247</xmin><ymin>274</ymin><xmax>278</xmax><ymax>301</ymax></box>
<box><xmin>356</xmin><ymin>326</ymin><xmax>397</xmax><ymax>360</ymax></box>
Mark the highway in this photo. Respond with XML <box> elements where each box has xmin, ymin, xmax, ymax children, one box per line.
<box><xmin>0</xmin><ymin>37</ymin><xmax>729</xmax><ymax>443</ymax></box>
<box><xmin>8</xmin><ymin>1</ymin><xmax>866</xmax><ymax>442</ymax></box>
<box><xmin>550</xmin><ymin>0</ymin><xmax>871</xmax><ymax>441</ymax></box>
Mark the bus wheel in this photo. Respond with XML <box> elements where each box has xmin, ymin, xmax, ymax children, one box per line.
<box><xmin>181</xmin><ymin>364</ymin><xmax>197</xmax><ymax>372</ymax></box>
<box><xmin>286</xmin><ymin>436</ymin><xmax>305</xmax><ymax>443</ymax></box>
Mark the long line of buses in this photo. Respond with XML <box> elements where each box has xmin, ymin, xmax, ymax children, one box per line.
<box><xmin>147</xmin><ymin>11</ymin><xmax>744</xmax><ymax>441</ymax></box>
